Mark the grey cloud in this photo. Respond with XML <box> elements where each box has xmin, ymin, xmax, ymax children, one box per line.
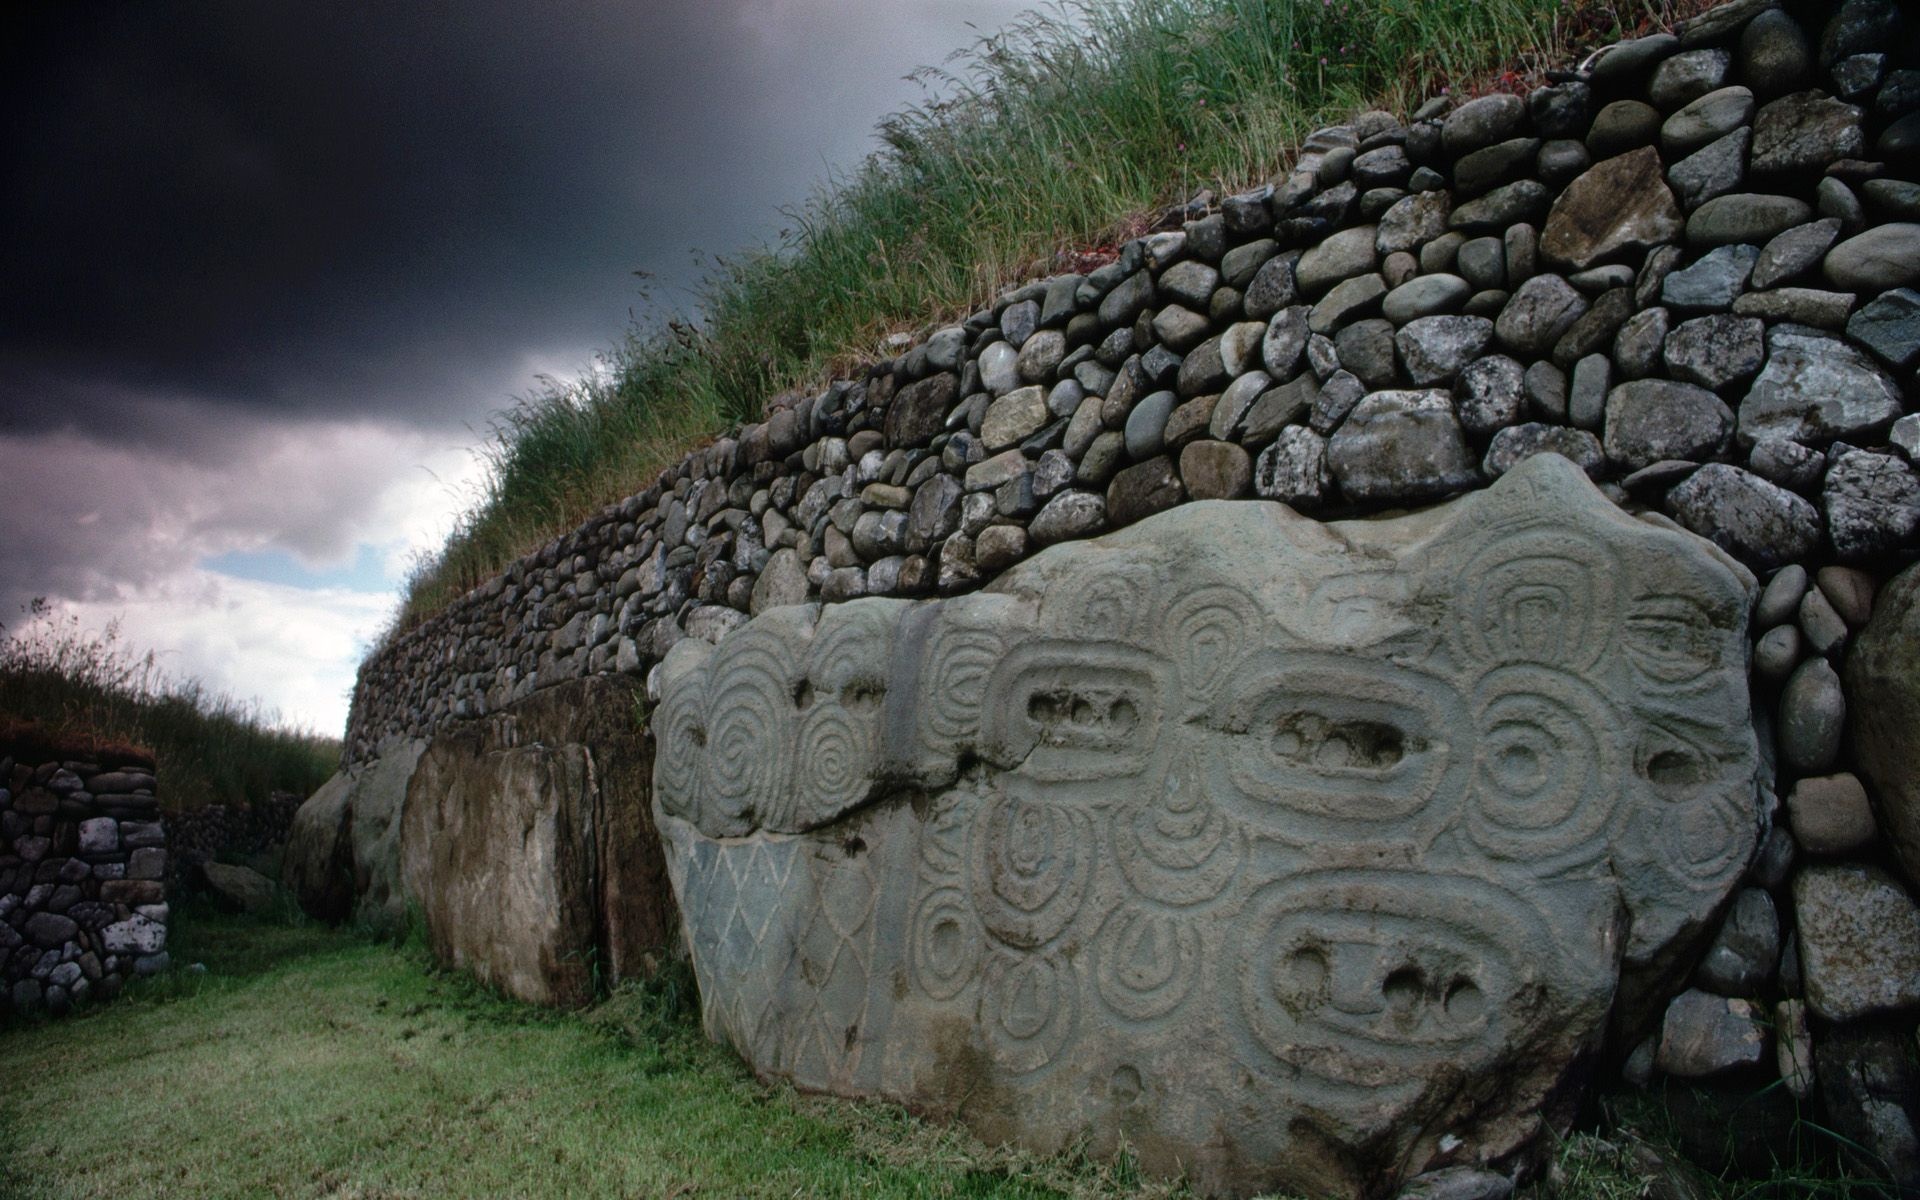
<box><xmin>1</xmin><ymin>0</ymin><xmax>1033</xmax><ymax>446</ymax></box>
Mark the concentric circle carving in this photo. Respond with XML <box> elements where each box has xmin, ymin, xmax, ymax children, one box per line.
<box><xmin>652</xmin><ymin>677</ymin><xmax>709</xmax><ymax>824</ymax></box>
<box><xmin>809</xmin><ymin>601</ymin><xmax>896</xmax><ymax>696</ymax></box>
<box><xmin>1466</xmin><ymin>666</ymin><xmax>1618</xmax><ymax>861</ymax></box>
<box><xmin>1629</xmin><ymin>721</ymin><xmax>1756</xmax><ymax>890</ymax></box>
<box><xmin>1113</xmin><ymin>749</ymin><xmax>1242</xmax><ymax>906</ymax></box>
<box><xmin>1165</xmin><ymin>582</ymin><xmax>1259</xmax><ymax>702</ymax></box>
<box><xmin>1451</xmin><ymin>531</ymin><xmax>1618</xmax><ymax>672</ymax></box>
<box><xmin>909</xmin><ymin>887</ymin><xmax>980</xmax><ymax>1001</ymax></box>
<box><xmin>791</xmin><ymin>703</ymin><xmax>873</xmax><ymax>829</ymax></box>
<box><xmin>1094</xmin><ymin>903</ymin><xmax>1202</xmax><ymax>1023</ymax></box>
<box><xmin>1071</xmin><ymin>566</ymin><xmax>1154</xmax><ymax>639</ymax></box>
<box><xmin>980</xmin><ymin>950</ymin><xmax>1079</xmax><ymax>1076</ymax></box>
<box><xmin>921</xmin><ymin>625</ymin><xmax>1002</xmax><ymax>747</ymax></box>
<box><xmin>968</xmin><ymin>789</ymin><xmax>1093</xmax><ymax>950</ymax></box>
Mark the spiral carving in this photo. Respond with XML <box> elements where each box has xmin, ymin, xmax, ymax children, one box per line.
<box><xmin>652</xmin><ymin>675</ymin><xmax>709</xmax><ymax>824</ymax></box>
<box><xmin>791</xmin><ymin>702</ymin><xmax>874</xmax><ymax>830</ymax></box>
<box><xmin>704</xmin><ymin>630</ymin><xmax>799</xmax><ymax>832</ymax></box>
<box><xmin>921</xmin><ymin>624</ymin><xmax>1002</xmax><ymax>747</ymax></box>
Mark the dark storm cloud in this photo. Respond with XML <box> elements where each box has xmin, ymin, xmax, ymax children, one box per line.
<box><xmin>0</xmin><ymin>0</ymin><xmax>1030</xmax><ymax>441</ymax></box>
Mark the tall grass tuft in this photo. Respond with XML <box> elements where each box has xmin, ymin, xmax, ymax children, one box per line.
<box><xmin>393</xmin><ymin>0</ymin><xmax>1699</xmax><ymax>633</ymax></box>
<box><xmin>0</xmin><ymin>599</ymin><xmax>340</xmax><ymax>810</ymax></box>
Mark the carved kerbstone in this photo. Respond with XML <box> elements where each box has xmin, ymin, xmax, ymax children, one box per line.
<box><xmin>651</xmin><ymin>455</ymin><xmax>1760</xmax><ymax>1199</ymax></box>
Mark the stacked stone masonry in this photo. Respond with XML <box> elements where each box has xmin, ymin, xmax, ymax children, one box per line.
<box><xmin>1</xmin><ymin>739</ymin><xmax>170</xmax><ymax>1017</ymax></box>
<box><xmin>333</xmin><ymin>0</ymin><xmax>1920</xmax><ymax>1193</ymax></box>
<box><xmin>163</xmin><ymin>790</ymin><xmax>302</xmax><ymax>885</ymax></box>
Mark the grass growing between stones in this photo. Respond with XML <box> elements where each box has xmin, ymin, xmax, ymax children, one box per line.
<box><xmin>0</xmin><ymin>599</ymin><xmax>338</xmax><ymax>811</ymax></box>
<box><xmin>392</xmin><ymin>0</ymin><xmax>1710</xmax><ymax>633</ymax></box>
<box><xmin>0</xmin><ymin>904</ymin><xmax>1882</xmax><ymax>1200</ymax></box>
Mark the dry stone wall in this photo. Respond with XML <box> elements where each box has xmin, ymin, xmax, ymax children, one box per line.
<box><xmin>328</xmin><ymin>0</ymin><xmax>1920</xmax><ymax>1192</ymax></box>
<box><xmin>349</xmin><ymin>0</ymin><xmax>1920</xmax><ymax>768</ymax></box>
<box><xmin>0</xmin><ymin>735</ymin><xmax>170</xmax><ymax>1017</ymax></box>
<box><xmin>163</xmin><ymin>790</ymin><xmax>302</xmax><ymax>886</ymax></box>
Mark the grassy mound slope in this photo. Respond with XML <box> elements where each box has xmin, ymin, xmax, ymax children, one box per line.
<box><xmin>394</xmin><ymin>0</ymin><xmax>1703</xmax><ymax>633</ymax></box>
<box><xmin>0</xmin><ymin>600</ymin><xmax>338</xmax><ymax>810</ymax></box>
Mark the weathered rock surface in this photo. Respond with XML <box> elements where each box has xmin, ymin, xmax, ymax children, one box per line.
<box><xmin>1541</xmin><ymin>148</ymin><xmax>1684</xmax><ymax>269</ymax></box>
<box><xmin>1737</xmin><ymin>324</ymin><xmax>1904</xmax><ymax>446</ymax></box>
<box><xmin>1666</xmin><ymin>464</ymin><xmax>1821</xmax><ymax>567</ymax></box>
<box><xmin>285</xmin><ymin>740</ymin><xmax>426</xmax><ymax>932</ymax></box>
<box><xmin>652</xmin><ymin>456</ymin><xmax>1759</xmax><ymax>1199</ymax></box>
<box><xmin>1657</xmin><ymin>989</ymin><xmax>1768</xmax><ymax>1076</ymax></box>
<box><xmin>1848</xmin><ymin>562</ymin><xmax>1920</xmax><ymax>886</ymax></box>
<box><xmin>1814</xmin><ymin>1022</ymin><xmax>1920</xmax><ymax>1195</ymax></box>
<box><xmin>402</xmin><ymin>677</ymin><xmax>675</xmax><ymax>1005</ymax></box>
<box><xmin>1326</xmin><ymin>390</ymin><xmax>1481</xmax><ymax>503</ymax></box>
<box><xmin>197</xmin><ymin>863</ymin><xmax>279</xmax><ymax>915</ymax></box>
<box><xmin>1603</xmin><ymin>380</ymin><xmax>1735</xmax><ymax>469</ymax></box>
<box><xmin>405</xmin><ymin>733</ymin><xmax>599</xmax><ymax>1006</ymax></box>
<box><xmin>284</xmin><ymin>770</ymin><xmax>356</xmax><ymax>922</ymax></box>
<box><xmin>1794</xmin><ymin>864</ymin><xmax>1920</xmax><ymax>1022</ymax></box>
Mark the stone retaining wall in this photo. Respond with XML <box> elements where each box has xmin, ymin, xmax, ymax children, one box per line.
<box><xmin>0</xmin><ymin>734</ymin><xmax>170</xmax><ymax>1016</ymax></box>
<box><xmin>346</xmin><ymin>0</ymin><xmax>1920</xmax><ymax>772</ymax></box>
<box><xmin>322</xmin><ymin>0</ymin><xmax>1920</xmax><ymax>1190</ymax></box>
<box><xmin>163</xmin><ymin>790</ymin><xmax>301</xmax><ymax>884</ymax></box>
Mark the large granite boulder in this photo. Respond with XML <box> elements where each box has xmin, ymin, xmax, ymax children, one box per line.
<box><xmin>651</xmin><ymin>455</ymin><xmax>1761</xmax><ymax>1198</ymax></box>
<box><xmin>1847</xmin><ymin>562</ymin><xmax>1920</xmax><ymax>887</ymax></box>
<box><xmin>346</xmin><ymin>738</ymin><xmax>426</xmax><ymax>933</ymax></box>
<box><xmin>197</xmin><ymin>862</ymin><xmax>280</xmax><ymax>915</ymax></box>
<box><xmin>282</xmin><ymin>741</ymin><xmax>424</xmax><ymax>931</ymax></box>
<box><xmin>283</xmin><ymin>770</ymin><xmax>355</xmax><ymax>922</ymax></box>
<box><xmin>401</xmin><ymin>676</ymin><xmax>676</xmax><ymax>1006</ymax></box>
<box><xmin>404</xmin><ymin>735</ymin><xmax>599</xmax><ymax>1005</ymax></box>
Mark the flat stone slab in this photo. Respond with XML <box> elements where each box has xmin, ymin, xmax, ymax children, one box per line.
<box><xmin>651</xmin><ymin>455</ymin><xmax>1760</xmax><ymax>1198</ymax></box>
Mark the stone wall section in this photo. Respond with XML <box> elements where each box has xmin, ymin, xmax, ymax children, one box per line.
<box><xmin>163</xmin><ymin>790</ymin><xmax>302</xmax><ymax>885</ymax></box>
<box><xmin>347</xmin><ymin>0</ymin><xmax>1920</xmax><ymax>770</ymax></box>
<box><xmin>1</xmin><ymin>738</ymin><xmax>170</xmax><ymax>1016</ymax></box>
<box><xmin>331</xmin><ymin>0</ymin><xmax>1920</xmax><ymax>1186</ymax></box>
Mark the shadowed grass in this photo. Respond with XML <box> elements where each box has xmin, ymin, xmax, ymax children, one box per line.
<box><xmin>0</xmin><ymin>600</ymin><xmax>338</xmax><ymax>809</ymax></box>
<box><xmin>391</xmin><ymin>0</ymin><xmax>1703</xmax><ymax>634</ymax></box>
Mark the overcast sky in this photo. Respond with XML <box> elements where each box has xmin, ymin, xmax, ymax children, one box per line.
<box><xmin>0</xmin><ymin>0</ymin><xmax>1035</xmax><ymax>737</ymax></box>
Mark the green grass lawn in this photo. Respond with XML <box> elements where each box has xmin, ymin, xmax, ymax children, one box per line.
<box><xmin>0</xmin><ymin>908</ymin><xmax>1180</xmax><ymax>1200</ymax></box>
<box><xmin>0</xmin><ymin>907</ymin><xmax>1875</xmax><ymax>1200</ymax></box>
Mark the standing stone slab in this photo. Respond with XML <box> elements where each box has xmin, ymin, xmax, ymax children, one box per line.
<box><xmin>651</xmin><ymin>455</ymin><xmax>1760</xmax><ymax>1199</ymax></box>
<box><xmin>401</xmin><ymin>676</ymin><xmax>675</xmax><ymax>1006</ymax></box>
<box><xmin>404</xmin><ymin>737</ymin><xmax>598</xmax><ymax>1007</ymax></box>
<box><xmin>285</xmin><ymin>739</ymin><xmax>427</xmax><ymax>932</ymax></box>
<box><xmin>285</xmin><ymin>770</ymin><xmax>355</xmax><ymax>922</ymax></box>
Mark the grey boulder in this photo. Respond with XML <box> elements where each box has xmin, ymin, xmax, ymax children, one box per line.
<box><xmin>650</xmin><ymin>454</ymin><xmax>1759</xmax><ymax>1199</ymax></box>
<box><xmin>1794</xmin><ymin>865</ymin><xmax>1920</xmax><ymax>1022</ymax></box>
<box><xmin>1666</xmin><ymin>463</ymin><xmax>1820</xmax><ymax>568</ymax></box>
<box><xmin>1326</xmin><ymin>390</ymin><xmax>1480</xmax><ymax>503</ymax></box>
<box><xmin>1850</xmin><ymin>563</ymin><xmax>1920</xmax><ymax>887</ymax></box>
<box><xmin>1738</xmin><ymin>324</ymin><xmax>1903</xmax><ymax>446</ymax></box>
<box><xmin>1824</xmin><ymin>449</ymin><xmax>1920</xmax><ymax>561</ymax></box>
<box><xmin>1603</xmin><ymin>380</ymin><xmax>1735</xmax><ymax>470</ymax></box>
